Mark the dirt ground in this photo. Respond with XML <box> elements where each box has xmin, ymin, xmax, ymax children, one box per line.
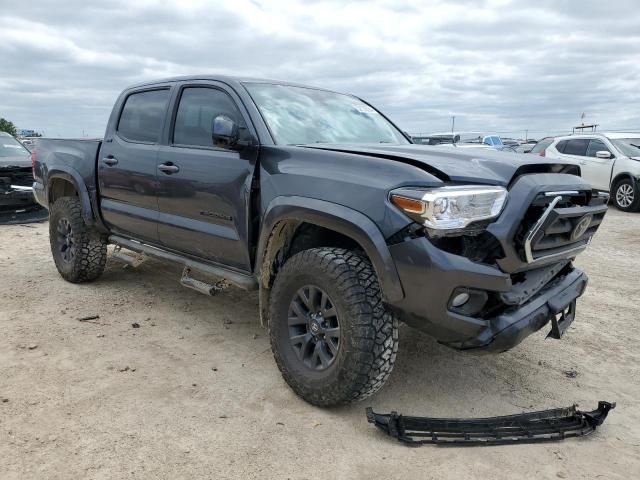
<box><xmin>1</xmin><ymin>208</ymin><xmax>639</xmax><ymax>479</ymax></box>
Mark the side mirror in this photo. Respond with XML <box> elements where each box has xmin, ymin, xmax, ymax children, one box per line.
<box><xmin>212</xmin><ymin>115</ymin><xmax>239</xmax><ymax>147</ymax></box>
<box><xmin>596</xmin><ymin>151</ymin><xmax>612</xmax><ymax>159</ymax></box>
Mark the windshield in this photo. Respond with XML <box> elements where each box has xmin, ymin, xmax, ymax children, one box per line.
<box><xmin>0</xmin><ymin>135</ymin><xmax>30</xmax><ymax>157</ymax></box>
<box><xmin>611</xmin><ymin>138</ymin><xmax>640</xmax><ymax>157</ymax></box>
<box><xmin>244</xmin><ymin>83</ymin><xmax>409</xmax><ymax>145</ymax></box>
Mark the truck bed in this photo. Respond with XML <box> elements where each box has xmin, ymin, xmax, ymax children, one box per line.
<box><xmin>33</xmin><ymin>138</ymin><xmax>102</xmax><ymax>210</ymax></box>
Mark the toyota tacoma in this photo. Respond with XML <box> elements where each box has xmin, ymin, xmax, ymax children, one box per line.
<box><xmin>32</xmin><ymin>76</ymin><xmax>608</xmax><ymax>406</ymax></box>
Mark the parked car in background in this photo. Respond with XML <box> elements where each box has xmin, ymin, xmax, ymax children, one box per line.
<box><xmin>514</xmin><ymin>144</ymin><xmax>533</xmax><ymax>154</ymax></box>
<box><xmin>20</xmin><ymin>138</ymin><xmax>35</xmax><ymax>149</ymax></box>
<box><xmin>545</xmin><ymin>133</ymin><xmax>640</xmax><ymax>211</ymax></box>
<box><xmin>413</xmin><ymin>132</ymin><xmax>504</xmax><ymax>148</ymax></box>
<box><xmin>501</xmin><ymin>138</ymin><xmax>520</xmax><ymax>148</ymax></box>
<box><xmin>411</xmin><ymin>133</ymin><xmax>455</xmax><ymax>145</ymax></box>
<box><xmin>0</xmin><ymin>132</ymin><xmax>47</xmax><ymax>223</ymax></box>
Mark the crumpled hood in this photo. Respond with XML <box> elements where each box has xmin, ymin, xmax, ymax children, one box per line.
<box><xmin>301</xmin><ymin>144</ymin><xmax>574</xmax><ymax>186</ymax></box>
<box><xmin>0</xmin><ymin>154</ymin><xmax>31</xmax><ymax>169</ymax></box>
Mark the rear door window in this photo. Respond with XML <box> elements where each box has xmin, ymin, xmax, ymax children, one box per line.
<box><xmin>117</xmin><ymin>89</ymin><xmax>170</xmax><ymax>143</ymax></box>
<box><xmin>586</xmin><ymin>139</ymin><xmax>611</xmax><ymax>157</ymax></box>
<box><xmin>562</xmin><ymin>139</ymin><xmax>589</xmax><ymax>156</ymax></box>
<box><xmin>555</xmin><ymin>140</ymin><xmax>568</xmax><ymax>153</ymax></box>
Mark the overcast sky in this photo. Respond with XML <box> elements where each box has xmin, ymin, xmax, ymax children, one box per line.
<box><xmin>1</xmin><ymin>0</ymin><xmax>639</xmax><ymax>139</ymax></box>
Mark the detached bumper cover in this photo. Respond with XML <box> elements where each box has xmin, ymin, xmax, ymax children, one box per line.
<box><xmin>366</xmin><ymin>401</ymin><xmax>615</xmax><ymax>446</ymax></box>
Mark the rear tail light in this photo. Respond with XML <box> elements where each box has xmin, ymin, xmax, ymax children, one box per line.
<box><xmin>539</xmin><ymin>149</ymin><xmax>546</xmax><ymax>157</ymax></box>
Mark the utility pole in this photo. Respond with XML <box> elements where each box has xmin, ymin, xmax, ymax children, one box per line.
<box><xmin>451</xmin><ymin>116</ymin><xmax>455</xmax><ymax>133</ymax></box>
<box><xmin>525</xmin><ymin>129</ymin><xmax>528</xmax><ymax>141</ymax></box>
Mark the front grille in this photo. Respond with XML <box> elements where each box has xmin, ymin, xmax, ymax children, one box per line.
<box><xmin>515</xmin><ymin>190</ymin><xmax>608</xmax><ymax>264</ymax></box>
<box><xmin>0</xmin><ymin>167</ymin><xmax>34</xmax><ymax>189</ymax></box>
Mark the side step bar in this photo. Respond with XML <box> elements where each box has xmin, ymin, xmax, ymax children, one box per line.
<box><xmin>366</xmin><ymin>401</ymin><xmax>615</xmax><ymax>446</ymax></box>
<box><xmin>180</xmin><ymin>268</ymin><xmax>228</xmax><ymax>296</ymax></box>
<box><xmin>109</xmin><ymin>235</ymin><xmax>258</xmax><ymax>291</ymax></box>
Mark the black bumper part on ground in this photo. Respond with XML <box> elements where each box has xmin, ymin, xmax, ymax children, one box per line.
<box><xmin>366</xmin><ymin>401</ymin><xmax>615</xmax><ymax>446</ymax></box>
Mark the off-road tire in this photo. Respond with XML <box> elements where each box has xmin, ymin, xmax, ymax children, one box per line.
<box><xmin>49</xmin><ymin>197</ymin><xmax>107</xmax><ymax>283</ymax></box>
<box><xmin>269</xmin><ymin>247</ymin><xmax>398</xmax><ymax>407</ymax></box>
<box><xmin>612</xmin><ymin>178</ymin><xmax>640</xmax><ymax>212</ymax></box>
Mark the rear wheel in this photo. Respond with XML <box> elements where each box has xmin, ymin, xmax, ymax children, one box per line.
<box><xmin>269</xmin><ymin>247</ymin><xmax>398</xmax><ymax>407</ymax></box>
<box><xmin>49</xmin><ymin>197</ymin><xmax>107</xmax><ymax>283</ymax></box>
<box><xmin>612</xmin><ymin>178</ymin><xmax>640</xmax><ymax>212</ymax></box>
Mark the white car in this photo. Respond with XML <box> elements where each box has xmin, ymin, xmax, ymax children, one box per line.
<box><xmin>544</xmin><ymin>132</ymin><xmax>640</xmax><ymax>211</ymax></box>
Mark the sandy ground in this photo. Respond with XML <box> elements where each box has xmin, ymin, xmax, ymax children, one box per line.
<box><xmin>1</xmin><ymin>208</ymin><xmax>639</xmax><ymax>479</ymax></box>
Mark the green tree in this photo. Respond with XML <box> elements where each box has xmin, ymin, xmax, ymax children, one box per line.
<box><xmin>0</xmin><ymin>117</ymin><xmax>17</xmax><ymax>136</ymax></box>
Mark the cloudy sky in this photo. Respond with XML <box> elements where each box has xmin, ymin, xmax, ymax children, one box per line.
<box><xmin>1</xmin><ymin>0</ymin><xmax>639</xmax><ymax>138</ymax></box>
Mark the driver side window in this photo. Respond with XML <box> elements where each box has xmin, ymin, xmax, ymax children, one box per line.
<box><xmin>173</xmin><ymin>87</ymin><xmax>244</xmax><ymax>149</ymax></box>
<box><xmin>586</xmin><ymin>139</ymin><xmax>611</xmax><ymax>158</ymax></box>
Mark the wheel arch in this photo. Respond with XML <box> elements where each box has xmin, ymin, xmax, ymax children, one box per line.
<box><xmin>47</xmin><ymin>170</ymin><xmax>94</xmax><ymax>225</ymax></box>
<box><xmin>255</xmin><ymin>196</ymin><xmax>405</xmax><ymax>325</ymax></box>
<box><xmin>611</xmin><ymin>172</ymin><xmax>638</xmax><ymax>190</ymax></box>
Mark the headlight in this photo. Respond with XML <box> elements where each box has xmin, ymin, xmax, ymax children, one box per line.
<box><xmin>390</xmin><ymin>185</ymin><xmax>507</xmax><ymax>233</ymax></box>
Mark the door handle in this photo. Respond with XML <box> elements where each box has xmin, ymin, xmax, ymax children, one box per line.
<box><xmin>102</xmin><ymin>156</ymin><xmax>118</xmax><ymax>166</ymax></box>
<box><xmin>158</xmin><ymin>163</ymin><xmax>180</xmax><ymax>174</ymax></box>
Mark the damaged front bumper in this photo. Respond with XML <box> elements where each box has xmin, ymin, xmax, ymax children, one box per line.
<box><xmin>388</xmin><ymin>237</ymin><xmax>588</xmax><ymax>353</ymax></box>
<box><xmin>0</xmin><ymin>184</ymin><xmax>49</xmax><ymax>224</ymax></box>
<box><xmin>366</xmin><ymin>401</ymin><xmax>615</xmax><ymax>446</ymax></box>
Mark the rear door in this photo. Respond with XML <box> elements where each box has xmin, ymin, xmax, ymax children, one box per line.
<box><xmin>555</xmin><ymin>137</ymin><xmax>589</xmax><ymax>170</ymax></box>
<box><xmin>98</xmin><ymin>87</ymin><xmax>171</xmax><ymax>242</ymax></box>
<box><xmin>582</xmin><ymin>138</ymin><xmax>615</xmax><ymax>191</ymax></box>
<box><xmin>155</xmin><ymin>82</ymin><xmax>258</xmax><ymax>272</ymax></box>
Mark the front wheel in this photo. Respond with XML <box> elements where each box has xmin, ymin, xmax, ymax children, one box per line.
<box><xmin>49</xmin><ymin>197</ymin><xmax>108</xmax><ymax>283</ymax></box>
<box><xmin>612</xmin><ymin>178</ymin><xmax>640</xmax><ymax>212</ymax></box>
<box><xmin>269</xmin><ymin>248</ymin><xmax>398</xmax><ymax>407</ymax></box>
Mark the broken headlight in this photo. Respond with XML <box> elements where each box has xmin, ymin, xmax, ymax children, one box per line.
<box><xmin>390</xmin><ymin>185</ymin><xmax>507</xmax><ymax>235</ymax></box>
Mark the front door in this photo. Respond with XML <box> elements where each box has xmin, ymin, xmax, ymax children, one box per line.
<box><xmin>582</xmin><ymin>138</ymin><xmax>615</xmax><ymax>191</ymax></box>
<box><xmin>98</xmin><ymin>88</ymin><xmax>171</xmax><ymax>243</ymax></box>
<box><xmin>155</xmin><ymin>84</ymin><xmax>258</xmax><ymax>272</ymax></box>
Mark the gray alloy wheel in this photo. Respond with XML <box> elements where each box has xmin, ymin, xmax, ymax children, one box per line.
<box><xmin>287</xmin><ymin>285</ymin><xmax>341</xmax><ymax>371</ymax></box>
<box><xmin>613</xmin><ymin>178</ymin><xmax>640</xmax><ymax>212</ymax></box>
<box><xmin>616</xmin><ymin>183</ymin><xmax>634</xmax><ymax>208</ymax></box>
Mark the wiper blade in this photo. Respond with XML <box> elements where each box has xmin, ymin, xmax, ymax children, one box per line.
<box><xmin>366</xmin><ymin>401</ymin><xmax>615</xmax><ymax>446</ymax></box>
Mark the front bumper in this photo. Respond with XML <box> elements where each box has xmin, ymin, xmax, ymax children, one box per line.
<box><xmin>387</xmin><ymin>237</ymin><xmax>588</xmax><ymax>352</ymax></box>
<box><xmin>0</xmin><ymin>186</ymin><xmax>48</xmax><ymax>224</ymax></box>
<box><xmin>385</xmin><ymin>173</ymin><xmax>605</xmax><ymax>353</ymax></box>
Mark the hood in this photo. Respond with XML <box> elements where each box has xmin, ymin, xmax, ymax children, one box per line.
<box><xmin>300</xmin><ymin>144</ymin><xmax>574</xmax><ymax>186</ymax></box>
<box><xmin>0</xmin><ymin>153</ymin><xmax>31</xmax><ymax>169</ymax></box>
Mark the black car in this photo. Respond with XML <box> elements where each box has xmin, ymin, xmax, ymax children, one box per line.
<box><xmin>0</xmin><ymin>132</ymin><xmax>47</xmax><ymax>224</ymax></box>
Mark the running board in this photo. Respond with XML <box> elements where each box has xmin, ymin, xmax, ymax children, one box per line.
<box><xmin>111</xmin><ymin>246</ymin><xmax>147</xmax><ymax>268</ymax></box>
<box><xmin>366</xmin><ymin>401</ymin><xmax>615</xmax><ymax>446</ymax></box>
<box><xmin>109</xmin><ymin>235</ymin><xmax>257</xmax><ymax>291</ymax></box>
<box><xmin>180</xmin><ymin>267</ymin><xmax>228</xmax><ymax>296</ymax></box>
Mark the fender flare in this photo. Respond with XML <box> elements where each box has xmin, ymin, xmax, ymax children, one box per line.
<box><xmin>255</xmin><ymin>196</ymin><xmax>404</xmax><ymax>303</ymax></box>
<box><xmin>611</xmin><ymin>171</ymin><xmax>639</xmax><ymax>190</ymax></box>
<box><xmin>47</xmin><ymin>168</ymin><xmax>95</xmax><ymax>225</ymax></box>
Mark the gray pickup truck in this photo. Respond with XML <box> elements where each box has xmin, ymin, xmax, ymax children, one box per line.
<box><xmin>33</xmin><ymin>76</ymin><xmax>608</xmax><ymax>406</ymax></box>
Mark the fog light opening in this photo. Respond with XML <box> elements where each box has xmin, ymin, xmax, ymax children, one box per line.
<box><xmin>451</xmin><ymin>292</ymin><xmax>470</xmax><ymax>308</ymax></box>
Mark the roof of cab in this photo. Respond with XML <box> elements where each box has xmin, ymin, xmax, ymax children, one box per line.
<box><xmin>124</xmin><ymin>75</ymin><xmax>342</xmax><ymax>94</ymax></box>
